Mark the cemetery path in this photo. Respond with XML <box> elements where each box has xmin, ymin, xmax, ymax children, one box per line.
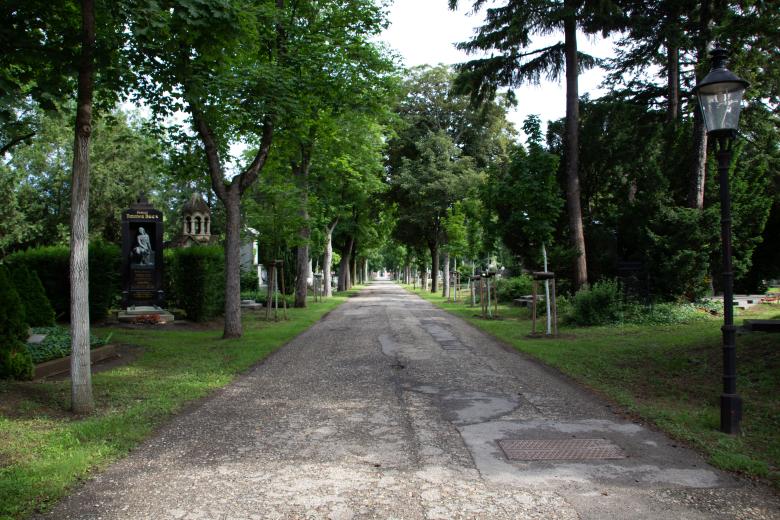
<box><xmin>42</xmin><ymin>282</ymin><xmax>777</xmax><ymax>520</ymax></box>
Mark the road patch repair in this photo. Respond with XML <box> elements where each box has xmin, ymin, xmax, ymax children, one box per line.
<box><xmin>41</xmin><ymin>282</ymin><xmax>778</xmax><ymax>519</ymax></box>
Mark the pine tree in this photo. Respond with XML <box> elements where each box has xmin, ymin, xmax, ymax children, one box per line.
<box><xmin>0</xmin><ymin>267</ymin><xmax>34</xmax><ymax>380</ymax></box>
<box><xmin>11</xmin><ymin>266</ymin><xmax>56</xmax><ymax>327</ymax></box>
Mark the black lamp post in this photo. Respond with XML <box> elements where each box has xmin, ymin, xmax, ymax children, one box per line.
<box><xmin>693</xmin><ymin>46</ymin><xmax>749</xmax><ymax>435</ymax></box>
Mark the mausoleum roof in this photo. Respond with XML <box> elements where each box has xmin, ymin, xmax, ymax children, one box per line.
<box><xmin>183</xmin><ymin>193</ymin><xmax>210</xmax><ymax>215</ymax></box>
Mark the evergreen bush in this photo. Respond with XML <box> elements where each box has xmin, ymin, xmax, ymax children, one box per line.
<box><xmin>568</xmin><ymin>279</ymin><xmax>715</xmax><ymax>327</ymax></box>
<box><xmin>10</xmin><ymin>265</ymin><xmax>55</xmax><ymax>327</ymax></box>
<box><xmin>494</xmin><ymin>275</ymin><xmax>534</xmax><ymax>303</ymax></box>
<box><xmin>570</xmin><ymin>279</ymin><xmax>624</xmax><ymax>326</ymax></box>
<box><xmin>240</xmin><ymin>267</ymin><xmax>259</xmax><ymax>292</ymax></box>
<box><xmin>6</xmin><ymin>245</ymin><xmax>69</xmax><ymax>317</ymax></box>
<box><xmin>5</xmin><ymin>242</ymin><xmax>121</xmax><ymax>322</ymax></box>
<box><xmin>0</xmin><ymin>267</ymin><xmax>33</xmax><ymax>380</ymax></box>
<box><xmin>169</xmin><ymin>246</ymin><xmax>224</xmax><ymax>322</ymax></box>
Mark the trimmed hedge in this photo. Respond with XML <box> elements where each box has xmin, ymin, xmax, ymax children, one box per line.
<box><xmin>0</xmin><ymin>266</ymin><xmax>33</xmax><ymax>380</ymax></box>
<box><xmin>5</xmin><ymin>241</ymin><xmax>120</xmax><ymax>322</ymax></box>
<box><xmin>168</xmin><ymin>246</ymin><xmax>224</xmax><ymax>322</ymax></box>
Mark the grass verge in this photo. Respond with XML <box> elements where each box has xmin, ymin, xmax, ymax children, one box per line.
<box><xmin>404</xmin><ymin>284</ymin><xmax>779</xmax><ymax>488</ymax></box>
<box><xmin>0</xmin><ymin>288</ymin><xmax>360</xmax><ymax>520</ymax></box>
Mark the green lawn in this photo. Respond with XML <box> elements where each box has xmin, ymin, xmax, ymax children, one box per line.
<box><xmin>0</xmin><ymin>288</ymin><xmax>359</xmax><ymax>520</ymax></box>
<box><xmin>405</xmin><ymin>285</ymin><xmax>780</xmax><ymax>488</ymax></box>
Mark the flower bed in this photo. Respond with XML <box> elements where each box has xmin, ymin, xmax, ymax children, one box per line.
<box><xmin>26</xmin><ymin>326</ymin><xmax>110</xmax><ymax>364</ymax></box>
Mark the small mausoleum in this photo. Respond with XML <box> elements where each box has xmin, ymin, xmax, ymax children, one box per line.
<box><xmin>178</xmin><ymin>193</ymin><xmax>213</xmax><ymax>247</ymax></box>
<box><xmin>169</xmin><ymin>193</ymin><xmax>219</xmax><ymax>248</ymax></box>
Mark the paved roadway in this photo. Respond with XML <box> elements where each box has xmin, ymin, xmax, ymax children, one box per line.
<box><xmin>43</xmin><ymin>282</ymin><xmax>778</xmax><ymax>519</ymax></box>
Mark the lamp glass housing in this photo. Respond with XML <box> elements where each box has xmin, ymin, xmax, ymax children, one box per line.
<box><xmin>697</xmin><ymin>82</ymin><xmax>746</xmax><ymax>133</ymax></box>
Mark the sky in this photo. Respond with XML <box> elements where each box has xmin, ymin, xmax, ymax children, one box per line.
<box><xmin>380</xmin><ymin>0</ymin><xmax>618</xmax><ymax>137</ymax></box>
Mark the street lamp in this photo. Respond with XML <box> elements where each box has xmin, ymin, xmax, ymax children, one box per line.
<box><xmin>693</xmin><ymin>46</ymin><xmax>749</xmax><ymax>435</ymax></box>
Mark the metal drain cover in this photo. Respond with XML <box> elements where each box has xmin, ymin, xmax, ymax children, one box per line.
<box><xmin>498</xmin><ymin>439</ymin><xmax>625</xmax><ymax>461</ymax></box>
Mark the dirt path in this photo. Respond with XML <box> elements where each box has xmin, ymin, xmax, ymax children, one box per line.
<box><xmin>42</xmin><ymin>282</ymin><xmax>778</xmax><ymax>519</ymax></box>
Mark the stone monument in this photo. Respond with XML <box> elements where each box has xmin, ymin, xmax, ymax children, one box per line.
<box><xmin>119</xmin><ymin>194</ymin><xmax>173</xmax><ymax>323</ymax></box>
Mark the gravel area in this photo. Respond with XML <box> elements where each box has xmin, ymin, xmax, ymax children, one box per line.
<box><xmin>41</xmin><ymin>282</ymin><xmax>779</xmax><ymax>519</ymax></box>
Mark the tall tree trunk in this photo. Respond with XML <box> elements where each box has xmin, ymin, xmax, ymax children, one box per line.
<box><xmin>564</xmin><ymin>5</ymin><xmax>588</xmax><ymax>289</ymax></box>
<box><xmin>429</xmin><ymin>242</ymin><xmax>439</xmax><ymax>293</ymax></box>
<box><xmin>293</xmin><ymin>137</ymin><xmax>313</xmax><ymax>308</ymax></box>
<box><xmin>689</xmin><ymin>0</ymin><xmax>711</xmax><ymax>209</ymax></box>
<box><xmin>689</xmin><ymin>109</ymin><xmax>708</xmax><ymax>209</ymax></box>
<box><xmin>190</xmin><ymin>110</ymin><xmax>273</xmax><ymax>338</ymax></box>
<box><xmin>323</xmin><ymin>219</ymin><xmax>337</xmax><ymax>297</ymax></box>
<box><xmin>442</xmin><ymin>251</ymin><xmax>450</xmax><ymax>298</ymax></box>
<box><xmin>667</xmin><ymin>44</ymin><xmax>680</xmax><ymax>124</ymax></box>
<box><xmin>187</xmin><ymin>7</ymin><xmax>276</xmax><ymax>339</ymax></box>
<box><xmin>364</xmin><ymin>259</ymin><xmax>369</xmax><ymax>283</ymax></box>
<box><xmin>70</xmin><ymin>0</ymin><xmax>95</xmax><ymax>414</ymax></box>
<box><xmin>294</xmin><ymin>179</ymin><xmax>310</xmax><ymax>307</ymax></box>
<box><xmin>222</xmin><ymin>187</ymin><xmax>243</xmax><ymax>338</ymax></box>
<box><xmin>351</xmin><ymin>252</ymin><xmax>358</xmax><ymax>287</ymax></box>
<box><xmin>337</xmin><ymin>236</ymin><xmax>353</xmax><ymax>292</ymax></box>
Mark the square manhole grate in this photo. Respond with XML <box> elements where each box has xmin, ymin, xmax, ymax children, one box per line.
<box><xmin>498</xmin><ymin>438</ymin><xmax>625</xmax><ymax>461</ymax></box>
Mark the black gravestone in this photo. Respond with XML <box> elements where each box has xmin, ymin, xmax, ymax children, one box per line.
<box><xmin>121</xmin><ymin>195</ymin><xmax>164</xmax><ymax>308</ymax></box>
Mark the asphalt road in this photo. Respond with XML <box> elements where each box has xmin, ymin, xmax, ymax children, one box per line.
<box><xmin>42</xmin><ymin>282</ymin><xmax>778</xmax><ymax>519</ymax></box>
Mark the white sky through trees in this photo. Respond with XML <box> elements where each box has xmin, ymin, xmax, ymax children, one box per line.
<box><xmin>380</xmin><ymin>0</ymin><xmax>618</xmax><ymax>138</ymax></box>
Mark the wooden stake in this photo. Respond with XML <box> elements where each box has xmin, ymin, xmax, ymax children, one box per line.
<box><xmin>551</xmin><ymin>278</ymin><xmax>558</xmax><ymax>336</ymax></box>
<box><xmin>278</xmin><ymin>260</ymin><xmax>288</xmax><ymax>320</ymax></box>
<box><xmin>532</xmin><ymin>280</ymin><xmax>538</xmax><ymax>334</ymax></box>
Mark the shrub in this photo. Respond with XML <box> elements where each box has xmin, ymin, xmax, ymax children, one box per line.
<box><xmin>169</xmin><ymin>246</ymin><xmax>224</xmax><ymax>322</ymax></box>
<box><xmin>10</xmin><ymin>265</ymin><xmax>55</xmax><ymax>327</ymax></box>
<box><xmin>5</xmin><ymin>245</ymin><xmax>69</xmax><ymax>317</ymax></box>
<box><xmin>252</xmin><ymin>292</ymin><xmax>295</xmax><ymax>307</ymax></box>
<box><xmin>0</xmin><ymin>267</ymin><xmax>33</xmax><ymax>380</ymax></box>
<box><xmin>570</xmin><ymin>279</ymin><xmax>624</xmax><ymax>326</ymax></box>
<box><xmin>4</xmin><ymin>242</ymin><xmax>121</xmax><ymax>322</ymax></box>
<box><xmin>622</xmin><ymin>302</ymin><xmax>711</xmax><ymax>325</ymax></box>
<box><xmin>240</xmin><ymin>267</ymin><xmax>259</xmax><ymax>292</ymax></box>
<box><xmin>568</xmin><ymin>279</ymin><xmax>716</xmax><ymax>327</ymax></box>
<box><xmin>494</xmin><ymin>275</ymin><xmax>534</xmax><ymax>303</ymax></box>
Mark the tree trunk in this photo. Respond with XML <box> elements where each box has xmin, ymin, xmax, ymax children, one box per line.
<box><xmin>364</xmin><ymin>259</ymin><xmax>369</xmax><ymax>283</ymax></box>
<box><xmin>689</xmin><ymin>0</ymin><xmax>711</xmax><ymax>210</ymax></box>
<box><xmin>689</xmin><ymin>109</ymin><xmax>708</xmax><ymax>209</ymax></box>
<box><xmin>337</xmin><ymin>236</ymin><xmax>353</xmax><ymax>292</ymax></box>
<box><xmin>667</xmin><ymin>44</ymin><xmax>680</xmax><ymax>124</ymax></box>
<box><xmin>323</xmin><ymin>219</ymin><xmax>337</xmax><ymax>297</ymax></box>
<box><xmin>563</xmin><ymin>6</ymin><xmax>588</xmax><ymax>289</ymax></box>
<box><xmin>442</xmin><ymin>251</ymin><xmax>450</xmax><ymax>298</ymax></box>
<box><xmin>222</xmin><ymin>187</ymin><xmax>243</xmax><ymax>338</ymax></box>
<box><xmin>293</xmin><ymin>140</ymin><xmax>313</xmax><ymax>308</ymax></box>
<box><xmin>187</xmin><ymin>14</ymin><xmax>275</xmax><ymax>340</ymax></box>
<box><xmin>429</xmin><ymin>242</ymin><xmax>439</xmax><ymax>293</ymax></box>
<box><xmin>351</xmin><ymin>252</ymin><xmax>358</xmax><ymax>287</ymax></box>
<box><xmin>294</xmin><ymin>228</ymin><xmax>309</xmax><ymax>308</ymax></box>
<box><xmin>70</xmin><ymin>0</ymin><xmax>96</xmax><ymax>414</ymax></box>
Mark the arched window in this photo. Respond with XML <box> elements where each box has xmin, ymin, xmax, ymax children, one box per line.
<box><xmin>195</xmin><ymin>216</ymin><xmax>202</xmax><ymax>234</ymax></box>
<box><xmin>186</xmin><ymin>216</ymin><xmax>192</xmax><ymax>234</ymax></box>
<box><xmin>204</xmin><ymin>217</ymin><xmax>210</xmax><ymax>235</ymax></box>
